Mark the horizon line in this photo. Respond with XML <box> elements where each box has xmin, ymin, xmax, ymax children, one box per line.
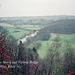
<box><xmin>0</xmin><ymin>15</ymin><xmax>75</xmax><ymax>18</ymax></box>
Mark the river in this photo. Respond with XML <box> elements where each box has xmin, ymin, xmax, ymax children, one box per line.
<box><xmin>18</xmin><ymin>31</ymin><xmax>38</xmax><ymax>44</ymax></box>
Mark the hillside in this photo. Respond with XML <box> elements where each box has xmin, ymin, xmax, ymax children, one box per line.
<box><xmin>38</xmin><ymin>19</ymin><xmax>75</xmax><ymax>34</ymax></box>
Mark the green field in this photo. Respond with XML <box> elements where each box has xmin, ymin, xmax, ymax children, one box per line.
<box><xmin>3</xmin><ymin>26</ymin><xmax>41</xmax><ymax>39</ymax></box>
<box><xmin>37</xmin><ymin>33</ymin><xmax>75</xmax><ymax>59</ymax></box>
<box><xmin>3</xmin><ymin>26</ymin><xmax>31</xmax><ymax>39</ymax></box>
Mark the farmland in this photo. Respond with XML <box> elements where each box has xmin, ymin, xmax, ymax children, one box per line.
<box><xmin>0</xmin><ymin>23</ymin><xmax>41</xmax><ymax>39</ymax></box>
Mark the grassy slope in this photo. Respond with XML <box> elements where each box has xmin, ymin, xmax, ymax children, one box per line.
<box><xmin>37</xmin><ymin>33</ymin><xmax>75</xmax><ymax>59</ymax></box>
<box><xmin>3</xmin><ymin>26</ymin><xmax>30</xmax><ymax>39</ymax></box>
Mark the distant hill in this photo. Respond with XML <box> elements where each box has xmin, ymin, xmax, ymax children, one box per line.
<box><xmin>38</xmin><ymin>19</ymin><xmax>75</xmax><ymax>34</ymax></box>
<box><xmin>32</xmin><ymin>19</ymin><xmax>75</xmax><ymax>41</ymax></box>
<box><xmin>0</xmin><ymin>15</ymin><xmax>75</xmax><ymax>26</ymax></box>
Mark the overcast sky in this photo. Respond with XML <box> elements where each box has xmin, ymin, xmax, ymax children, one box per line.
<box><xmin>0</xmin><ymin>0</ymin><xmax>75</xmax><ymax>17</ymax></box>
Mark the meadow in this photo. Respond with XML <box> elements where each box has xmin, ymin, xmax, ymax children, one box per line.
<box><xmin>37</xmin><ymin>33</ymin><xmax>75</xmax><ymax>59</ymax></box>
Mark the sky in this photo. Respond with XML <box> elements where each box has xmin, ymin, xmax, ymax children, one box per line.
<box><xmin>0</xmin><ymin>0</ymin><xmax>75</xmax><ymax>17</ymax></box>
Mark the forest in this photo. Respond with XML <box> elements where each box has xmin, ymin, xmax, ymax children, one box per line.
<box><xmin>0</xmin><ymin>16</ymin><xmax>75</xmax><ymax>75</ymax></box>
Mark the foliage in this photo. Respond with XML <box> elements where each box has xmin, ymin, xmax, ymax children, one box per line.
<box><xmin>0</xmin><ymin>33</ymin><xmax>14</xmax><ymax>75</ymax></box>
<box><xmin>36</xmin><ymin>29</ymin><xmax>50</xmax><ymax>41</ymax></box>
<box><xmin>62</xmin><ymin>41</ymin><xmax>75</xmax><ymax>74</ymax></box>
<box><xmin>67</xmin><ymin>70</ymin><xmax>75</xmax><ymax>75</ymax></box>
<box><xmin>0</xmin><ymin>26</ymin><xmax>18</xmax><ymax>60</ymax></box>
<box><xmin>33</xmin><ymin>47</ymin><xmax>37</xmax><ymax>53</ymax></box>
<box><xmin>41</xmin><ymin>19</ymin><xmax>75</xmax><ymax>34</ymax></box>
<box><xmin>45</xmin><ymin>35</ymin><xmax>62</xmax><ymax>75</ymax></box>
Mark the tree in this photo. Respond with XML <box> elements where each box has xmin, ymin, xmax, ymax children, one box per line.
<box><xmin>62</xmin><ymin>41</ymin><xmax>75</xmax><ymax>74</ymax></box>
<box><xmin>0</xmin><ymin>33</ymin><xmax>14</xmax><ymax>75</ymax></box>
<box><xmin>0</xmin><ymin>26</ymin><xmax>18</xmax><ymax>60</ymax></box>
<box><xmin>37</xmin><ymin>29</ymin><xmax>50</xmax><ymax>41</ymax></box>
<box><xmin>46</xmin><ymin>34</ymin><xmax>62</xmax><ymax>75</ymax></box>
<box><xmin>18</xmin><ymin>41</ymin><xmax>26</xmax><ymax>61</ymax></box>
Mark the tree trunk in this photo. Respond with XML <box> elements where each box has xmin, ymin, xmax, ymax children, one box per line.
<box><xmin>34</xmin><ymin>66</ymin><xmax>38</xmax><ymax>75</ymax></box>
